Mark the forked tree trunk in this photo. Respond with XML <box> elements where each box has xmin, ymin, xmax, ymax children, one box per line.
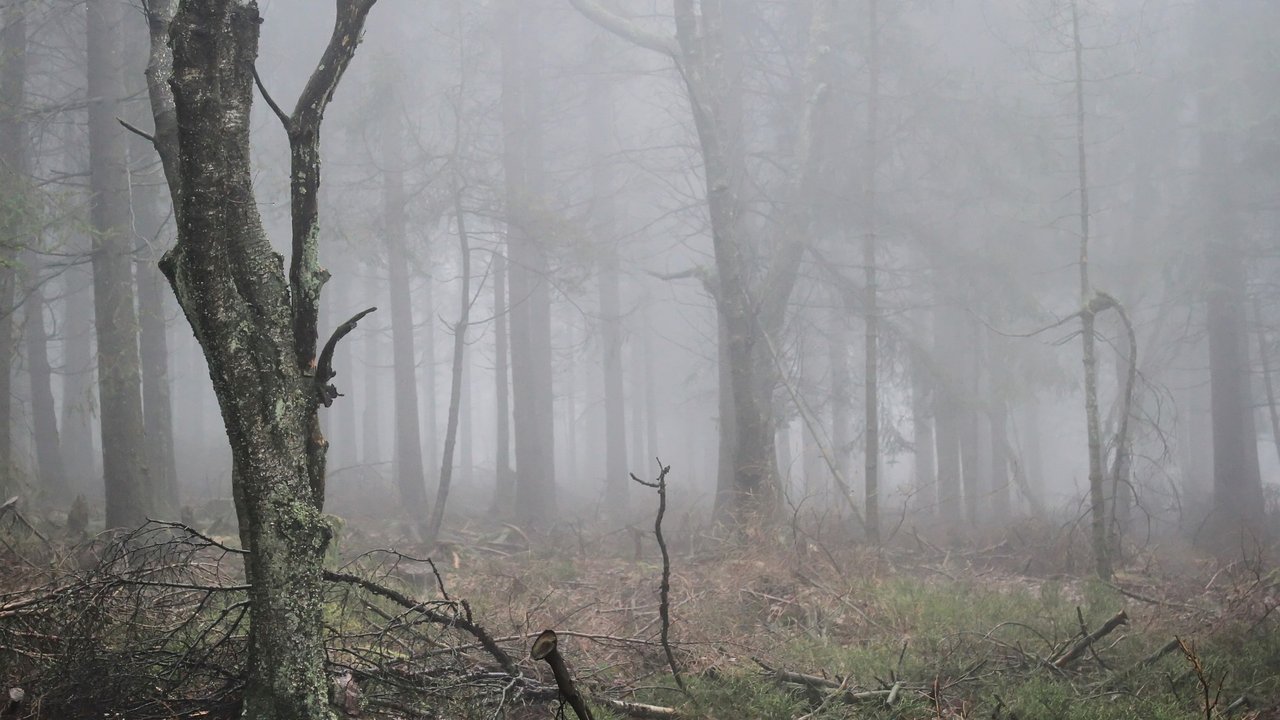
<box><xmin>155</xmin><ymin>2</ymin><xmax>378</xmax><ymax>717</ymax></box>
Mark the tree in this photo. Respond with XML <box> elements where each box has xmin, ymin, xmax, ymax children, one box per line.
<box><xmin>1196</xmin><ymin>0</ymin><xmax>1265</xmax><ymax>541</ymax></box>
<box><xmin>0</xmin><ymin>0</ymin><xmax>27</xmax><ymax>495</ymax></box>
<box><xmin>87</xmin><ymin>0</ymin><xmax>150</xmax><ymax>528</ymax></box>
<box><xmin>144</xmin><ymin>0</ymin><xmax>378</xmax><ymax>716</ymax></box>
<box><xmin>380</xmin><ymin>87</ymin><xmax>429</xmax><ymax>532</ymax></box>
<box><xmin>501</xmin><ymin>0</ymin><xmax>556</xmax><ymax>524</ymax></box>
<box><xmin>569</xmin><ymin>0</ymin><xmax>831</xmax><ymax>527</ymax></box>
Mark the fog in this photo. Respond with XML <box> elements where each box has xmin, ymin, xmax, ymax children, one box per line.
<box><xmin>4</xmin><ymin>0</ymin><xmax>1278</xmax><ymax>547</ymax></box>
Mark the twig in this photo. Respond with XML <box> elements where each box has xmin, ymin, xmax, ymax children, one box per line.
<box><xmin>632</xmin><ymin>460</ymin><xmax>685</xmax><ymax>692</ymax></box>
<box><xmin>116</xmin><ymin>117</ymin><xmax>155</xmax><ymax>144</ymax></box>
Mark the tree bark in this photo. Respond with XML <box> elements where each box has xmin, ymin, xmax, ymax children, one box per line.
<box><xmin>88</xmin><ymin>0</ymin><xmax>151</xmax><ymax>529</ymax></box>
<box><xmin>157</xmin><ymin>1</ymin><xmax>378</xmax><ymax>717</ymax></box>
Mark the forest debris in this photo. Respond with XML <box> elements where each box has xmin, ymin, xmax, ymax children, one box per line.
<box><xmin>1050</xmin><ymin>609</ymin><xmax>1127</xmax><ymax>669</ymax></box>
<box><xmin>531</xmin><ymin>629</ymin><xmax>595</xmax><ymax>720</ymax></box>
<box><xmin>753</xmin><ymin>657</ymin><xmax>906</xmax><ymax>704</ymax></box>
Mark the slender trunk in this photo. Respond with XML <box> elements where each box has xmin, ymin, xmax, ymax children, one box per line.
<box><xmin>421</xmin><ymin>267</ymin><xmax>438</xmax><ymax>489</ymax></box>
<box><xmin>61</xmin><ymin>246</ymin><xmax>96</xmax><ymax>493</ymax></box>
<box><xmin>88</xmin><ymin>0</ymin><xmax>150</xmax><ymax>529</ymax></box>
<box><xmin>459</xmin><ymin>342</ymin><xmax>472</xmax><ymax>486</ymax></box>
<box><xmin>23</xmin><ymin>250</ymin><xmax>66</xmax><ymax>498</ymax></box>
<box><xmin>829</xmin><ymin>316</ymin><xmax>852</xmax><ymax>492</ymax></box>
<box><xmin>134</xmin><ymin>185</ymin><xmax>179</xmax><ymax>515</ymax></box>
<box><xmin>989</xmin><ymin>400</ymin><xmax>1010</xmax><ymax>520</ymax></box>
<box><xmin>630</xmin><ymin>330</ymin><xmax>645</xmax><ymax>469</ymax></box>
<box><xmin>1020</xmin><ymin>399</ymin><xmax>1044</xmax><ymax>511</ymax></box>
<box><xmin>909</xmin><ymin>318</ymin><xmax>936</xmax><ymax>513</ymax></box>
<box><xmin>424</xmin><ymin>183</ymin><xmax>471</xmax><ymax>546</ymax></box>
<box><xmin>492</xmin><ymin>250</ymin><xmax>512</xmax><ymax>512</ymax></box>
<box><xmin>862</xmin><ymin>0</ymin><xmax>881</xmax><ymax>544</ymax></box>
<box><xmin>382</xmin><ymin>105</ymin><xmax>428</xmax><ymax>526</ymax></box>
<box><xmin>362</xmin><ymin>266</ymin><xmax>383</xmax><ymax>467</ymax></box>
<box><xmin>1071</xmin><ymin>0</ymin><xmax>1110</xmax><ymax>579</ymax></box>
<box><xmin>714</xmin><ymin>309</ymin><xmax>737</xmax><ymax>520</ymax></box>
<box><xmin>933</xmin><ymin>308</ymin><xmax>962</xmax><ymax>531</ymax></box>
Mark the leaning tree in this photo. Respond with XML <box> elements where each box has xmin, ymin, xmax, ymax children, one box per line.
<box><xmin>136</xmin><ymin>0</ymin><xmax>378</xmax><ymax>717</ymax></box>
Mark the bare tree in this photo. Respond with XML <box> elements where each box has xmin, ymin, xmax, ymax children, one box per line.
<box><xmin>569</xmin><ymin>0</ymin><xmax>831</xmax><ymax>527</ymax></box>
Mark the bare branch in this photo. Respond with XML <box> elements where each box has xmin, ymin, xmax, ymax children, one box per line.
<box><xmin>567</xmin><ymin>0</ymin><xmax>679</xmax><ymax>57</ymax></box>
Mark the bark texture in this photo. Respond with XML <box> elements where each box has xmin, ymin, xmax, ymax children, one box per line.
<box><xmin>156</xmin><ymin>2</ymin><xmax>377</xmax><ymax>717</ymax></box>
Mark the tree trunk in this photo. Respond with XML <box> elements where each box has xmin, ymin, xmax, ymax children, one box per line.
<box><xmin>0</xmin><ymin>2</ymin><xmax>27</xmax><ymax>495</ymax></box>
<box><xmin>908</xmin><ymin>315</ymin><xmax>936</xmax><ymax>513</ymax></box>
<box><xmin>382</xmin><ymin>103</ymin><xmax>428</xmax><ymax>528</ymax></box>
<box><xmin>1197</xmin><ymin>0</ymin><xmax>1265</xmax><ymax>539</ymax></box>
<box><xmin>829</xmin><ymin>315</ymin><xmax>852</xmax><ymax>496</ymax></box>
<box><xmin>933</xmin><ymin>308</ymin><xmax>962</xmax><ymax>531</ymax></box>
<box><xmin>158</xmin><ymin>2</ymin><xmax>378</xmax><ymax>716</ymax></box>
<box><xmin>491</xmin><ymin>250</ymin><xmax>513</xmax><ymax>512</ymax></box>
<box><xmin>88</xmin><ymin>0</ymin><xmax>151</xmax><ymax>529</ymax></box>
<box><xmin>862</xmin><ymin>0</ymin><xmax>881</xmax><ymax>545</ymax></box>
<box><xmin>424</xmin><ymin>182</ymin><xmax>472</xmax><ymax>546</ymax></box>
<box><xmin>60</xmin><ymin>246</ymin><xmax>97</xmax><ymax>494</ymax></box>
<box><xmin>22</xmin><ymin>249</ymin><xmax>66</xmax><ymax>498</ymax></box>
<box><xmin>989</xmin><ymin>400</ymin><xmax>1010</xmax><ymax>520</ymax></box>
<box><xmin>501</xmin><ymin>0</ymin><xmax>555</xmax><ymax>524</ymax></box>
<box><xmin>362</xmin><ymin>266</ymin><xmax>383</xmax><ymax>467</ymax></box>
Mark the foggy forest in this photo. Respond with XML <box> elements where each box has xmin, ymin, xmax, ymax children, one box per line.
<box><xmin>0</xmin><ymin>0</ymin><xmax>1277</xmax><ymax>718</ymax></box>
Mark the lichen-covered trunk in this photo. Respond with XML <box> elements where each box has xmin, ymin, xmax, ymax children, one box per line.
<box><xmin>164</xmin><ymin>4</ymin><xmax>343</xmax><ymax>717</ymax></box>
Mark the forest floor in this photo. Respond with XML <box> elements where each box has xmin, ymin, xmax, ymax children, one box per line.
<box><xmin>331</xmin><ymin>508</ymin><xmax>1280</xmax><ymax>720</ymax></box>
<box><xmin>1</xmin><ymin>503</ymin><xmax>1278</xmax><ymax>719</ymax></box>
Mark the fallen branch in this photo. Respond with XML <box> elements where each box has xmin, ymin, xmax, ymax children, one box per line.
<box><xmin>1051</xmin><ymin>609</ymin><xmax>1127</xmax><ymax>669</ymax></box>
<box><xmin>322</xmin><ymin>569</ymin><xmax>518</xmax><ymax>676</ymax></box>
<box><xmin>532</xmin><ymin>630</ymin><xmax>595</xmax><ymax>720</ymax></box>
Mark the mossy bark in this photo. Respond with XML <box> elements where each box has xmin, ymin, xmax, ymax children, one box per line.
<box><xmin>158</xmin><ymin>1</ymin><xmax>376</xmax><ymax>717</ymax></box>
